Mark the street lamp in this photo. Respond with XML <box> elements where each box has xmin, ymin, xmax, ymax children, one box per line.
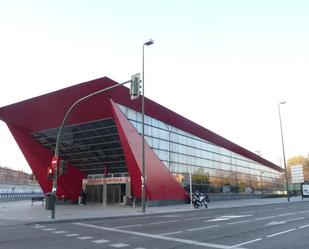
<box><xmin>278</xmin><ymin>101</ymin><xmax>290</xmax><ymax>202</ymax></box>
<box><xmin>141</xmin><ymin>39</ymin><xmax>154</xmax><ymax>213</ymax></box>
<box><xmin>50</xmin><ymin>76</ymin><xmax>139</xmax><ymax>219</ymax></box>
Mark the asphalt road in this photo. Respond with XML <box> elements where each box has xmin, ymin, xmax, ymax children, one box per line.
<box><xmin>1</xmin><ymin>201</ymin><xmax>309</xmax><ymax>249</ymax></box>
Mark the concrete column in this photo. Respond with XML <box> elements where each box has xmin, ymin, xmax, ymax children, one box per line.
<box><xmin>103</xmin><ymin>183</ymin><xmax>107</xmax><ymax>207</ymax></box>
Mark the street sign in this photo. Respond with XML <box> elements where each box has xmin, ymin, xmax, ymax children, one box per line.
<box><xmin>301</xmin><ymin>182</ymin><xmax>309</xmax><ymax>198</ymax></box>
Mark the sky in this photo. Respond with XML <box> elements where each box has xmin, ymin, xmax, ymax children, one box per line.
<box><xmin>0</xmin><ymin>0</ymin><xmax>308</xmax><ymax>173</ymax></box>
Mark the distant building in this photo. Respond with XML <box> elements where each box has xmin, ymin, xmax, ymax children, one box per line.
<box><xmin>0</xmin><ymin>166</ymin><xmax>37</xmax><ymax>185</ymax></box>
<box><xmin>0</xmin><ymin>77</ymin><xmax>283</xmax><ymax>205</ymax></box>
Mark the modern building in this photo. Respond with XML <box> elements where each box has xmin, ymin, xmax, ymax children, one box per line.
<box><xmin>0</xmin><ymin>77</ymin><xmax>283</xmax><ymax>205</ymax></box>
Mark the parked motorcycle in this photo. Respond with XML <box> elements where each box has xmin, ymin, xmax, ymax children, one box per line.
<box><xmin>192</xmin><ymin>192</ymin><xmax>209</xmax><ymax>209</ymax></box>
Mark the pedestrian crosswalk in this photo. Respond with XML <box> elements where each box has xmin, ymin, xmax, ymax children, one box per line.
<box><xmin>33</xmin><ymin>224</ymin><xmax>146</xmax><ymax>249</ymax></box>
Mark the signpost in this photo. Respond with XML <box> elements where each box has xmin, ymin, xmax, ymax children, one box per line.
<box><xmin>301</xmin><ymin>182</ymin><xmax>309</xmax><ymax>199</ymax></box>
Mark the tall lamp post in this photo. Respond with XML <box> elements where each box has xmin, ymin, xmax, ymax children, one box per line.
<box><xmin>278</xmin><ymin>101</ymin><xmax>290</xmax><ymax>202</ymax></box>
<box><xmin>141</xmin><ymin>39</ymin><xmax>154</xmax><ymax>213</ymax></box>
<box><xmin>50</xmin><ymin>76</ymin><xmax>140</xmax><ymax>219</ymax></box>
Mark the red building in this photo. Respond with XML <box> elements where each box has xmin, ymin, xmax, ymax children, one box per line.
<box><xmin>0</xmin><ymin>77</ymin><xmax>283</xmax><ymax>205</ymax></box>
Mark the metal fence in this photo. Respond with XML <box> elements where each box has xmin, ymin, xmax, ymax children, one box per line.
<box><xmin>0</xmin><ymin>192</ymin><xmax>44</xmax><ymax>201</ymax></box>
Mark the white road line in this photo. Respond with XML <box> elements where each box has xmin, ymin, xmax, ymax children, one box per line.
<box><xmin>236</xmin><ymin>211</ymin><xmax>255</xmax><ymax>215</ymax></box>
<box><xmin>74</xmin><ymin>222</ymin><xmax>246</xmax><ymax>249</ymax></box>
<box><xmin>53</xmin><ymin>231</ymin><xmax>66</xmax><ymax>234</ymax></box>
<box><xmin>159</xmin><ymin>231</ymin><xmax>183</xmax><ymax>236</ymax></box>
<box><xmin>187</xmin><ymin>225</ymin><xmax>219</xmax><ymax>232</ymax></box>
<box><xmin>255</xmin><ymin>216</ymin><xmax>276</xmax><ymax>221</ymax></box>
<box><xmin>267</xmin><ymin>228</ymin><xmax>296</xmax><ymax>238</ymax></box>
<box><xmin>92</xmin><ymin>239</ymin><xmax>110</xmax><ymax>243</ymax></box>
<box><xmin>277</xmin><ymin>213</ymin><xmax>295</xmax><ymax>217</ymax></box>
<box><xmin>226</xmin><ymin>220</ymin><xmax>251</xmax><ymax>225</ymax></box>
<box><xmin>282</xmin><ymin>217</ymin><xmax>305</xmax><ymax>223</ymax></box>
<box><xmin>207</xmin><ymin>218</ymin><xmax>230</xmax><ymax>222</ymax></box>
<box><xmin>114</xmin><ymin>224</ymin><xmax>142</xmax><ymax>229</ymax></box>
<box><xmin>185</xmin><ymin>217</ymin><xmax>209</xmax><ymax>221</ymax></box>
<box><xmin>42</xmin><ymin>228</ymin><xmax>56</xmax><ymax>231</ymax></box>
<box><xmin>297</xmin><ymin>210</ymin><xmax>309</xmax><ymax>214</ymax></box>
<box><xmin>65</xmin><ymin>234</ymin><xmax>79</xmax><ymax>237</ymax></box>
<box><xmin>222</xmin><ymin>215</ymin><xmax>252</xmax><ymax>218</ymax></box>
<box><xmin>110</xmin><ymin>243</ymin><xmax>129</xmax><ymax>248</ymax></box>
<box><xmin>276</xmin><ymin>207</ymin><xmax>285</xmax><ymax>210</ymax></box>
<box><xmin>231</xmin><ymin>238</ymin><xmax>262</xmax><ymax>248</ymax></box>
<box><xmin>77</xmin><ymin>236</ymin><xmax>94</xmax><ymax>240</ymax></box>
<box><xmin>150</xmin><ymin>220</ymin><xmax>179</xmax><ymax>225</ymax></box>
<box><xmin>34</xmin><ymin>225</ymin><xmax>45</xmax><ymax>229</ymax></box>
<box><xmin>299</xmin><ymin>224</ymin><xmax>309</xmax><ymax>229</ymax></box>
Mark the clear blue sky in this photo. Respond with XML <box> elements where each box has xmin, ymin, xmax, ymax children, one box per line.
<box><xmin>1</xmin><ymin>0</ymin><xmax>309</xmax><ymax>173</ymax></box>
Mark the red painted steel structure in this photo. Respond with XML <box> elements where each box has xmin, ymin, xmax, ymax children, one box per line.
<box><xmin>0</xmin><ymin>77</ymin><xmax>283</xmax><ymax>202</ymax></box>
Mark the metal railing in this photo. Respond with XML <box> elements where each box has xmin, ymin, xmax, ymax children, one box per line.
<box><xmin>0</xmin><ymin>192</ymin><xmax>44</xmax><ymax>201</ymax></box>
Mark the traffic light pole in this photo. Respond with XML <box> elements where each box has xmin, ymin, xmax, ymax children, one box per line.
<box><xmin>50</xmin><ymin>78</ymin><xmax>132</xmax><ymax>219</ymax></box>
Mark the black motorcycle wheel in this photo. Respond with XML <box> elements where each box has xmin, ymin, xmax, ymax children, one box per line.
<box><xmin>204</xmin><ymin>201</ymin><xmax>208</xmax><ymax>208</ymax></box>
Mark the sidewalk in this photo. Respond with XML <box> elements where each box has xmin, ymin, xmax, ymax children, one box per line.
<box><xmin>0</xmin><ymin>196</ymin><xmax>307</xmax><ymax>225</ymax></box>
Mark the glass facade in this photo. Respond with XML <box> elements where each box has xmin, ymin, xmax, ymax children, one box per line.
<box><xmin>119</xmin><ymin>104</ymin><xmax>283</xmax><ymax>194</ymax></box>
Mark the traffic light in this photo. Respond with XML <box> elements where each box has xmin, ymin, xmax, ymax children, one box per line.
<box><xmin>47</xmin><ymin>167</ymin><xmax>53</xmax><ymax>179</ymax></box>
<box><xmin>59</xmin><ymin>159</ymin><xmax>67</xmax><ymax>176</ymax></box>
<box><xmin>130</xmin><ymin>73</ymin><xmax>141</xmax><ymax>100</ymax></box>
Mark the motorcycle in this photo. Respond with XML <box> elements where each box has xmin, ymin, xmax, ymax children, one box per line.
<box><xmin>192</xmin><ymin>192</ymin><xmax>209</xmax><ymax>209</ymax></box>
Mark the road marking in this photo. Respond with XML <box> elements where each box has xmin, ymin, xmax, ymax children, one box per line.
<box><xmin>277</xmin><ymin>213</ymin><xmax>295</xmax><ymax>217</ymax></box>
<box><xmin>265</xmin><ymin>216</ymin><xmax>305</xmax><ymax>226</ymax></box>
<box><xmin>265</xmin><ymin>221</ymin><xmax>285</xmax><ymax>226</ymax></box>
<box><xmin>114</xmin><ymin>224</ymin><xmax>142</xmax><ymax>229</ymax></box>
<box><xmin>150</xmin><ymin>220</ymin><xmax>179</xmax><ymax>225</ymax></box>
<box><xmin>299</xmin><ymin>224</ymin><xmax>309</xmax><ymax>229</ymax></box>
<box><xmin>226</xmin><ymin>220</ymin><xmax>251</xmax><ymax>225</ymax></box>
<box><xmin>42</xmin><ymin>228</ymin><xmax>56</xmax><ymax>231</ymax></box>
<box><xmin>53</xmin><ymin>231</ymin><xmax>67</xmax><ymax>234</ymax></box>
<box><xmin>185</xmin><ymin>217</ymin><xmax>209</xmax><ymax>221</ymax></box>
<box><xmin>297</xmin><ymin>210</ymin><xmax>309</xmax><ymax>214</ymax></box>
<box><xmin>207</xmin><ymin>217</ymin><xmax>230</xmax><ymax>222</ymax></box>
<box><xmin>74</xmin><ymin>222</ymin><xmax>246</xmax><ymax>249</ymax></box>
<box><xmin>282</xmin><ymin>217</ymin><xmax>305</xmax><ymax>223</ymax></box>
<box><xmin>159</xmin><ymin>231</ymin><xmax>183</xmax><ymax>236</ymax></box>
<box><xmin>34</xmin><ymin>225</ymin><xmax>45</xmax><ymax>229</ymax></box>
<box><xmin>267</xmin><ymin>228</ymin><xmax>296</xmax><ymax>238</ymax></box>
<box><xmin>231</xmin><ymin>238</ymin><xmax>262</xmax><ymax>248</ymax></box>
<box><xmin>92</xmin><ymin>239</ymin><xmax>110</xmax><ymax>243</ymax></box>
<box><xmin>65</xmin><ymin>234</ymin><xmax>80</xmax><ymax>237</ymax></box>
<box><xmin>255</xmin><ymin>216</ymin><xmax>276</xmax><ymax>221</ymax></box>
<box><xmin>110</xmin><ymin>243</ymin><xmax>129</xmax><ymax>248</ymax></box>
<box><xmin>222</xmin><ymin>215</ymin><xmax>252</xmax><ymax>218</ymax></box>
<box><xmin>276</xmin><ymin>207</ymin><xmax>285</xmax><ymax>210</ymax></box>
<box><xmin>187</xmin><ymin>225</ymin><xmax>219</xmax><ymax>232</ymax></box>
<box><xmin>207</xmin><ymin>215</ymin><xmax>252</xmax><ymax>222</ymax></box>
<box><xmin>77</xmin><ymin>236</ymin><xmax>94</xmax><ymax>240</ymax></box>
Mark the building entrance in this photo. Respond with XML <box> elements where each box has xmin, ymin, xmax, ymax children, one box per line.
<box><xmin>83</xmin><ymin>174</ymin><xmax>130</xmax><ymax>205</ymax></box>
<box><xmin>86</xmin><ymin>184</ymin><xmax>125</xmax><ymax>204</ymax></box>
